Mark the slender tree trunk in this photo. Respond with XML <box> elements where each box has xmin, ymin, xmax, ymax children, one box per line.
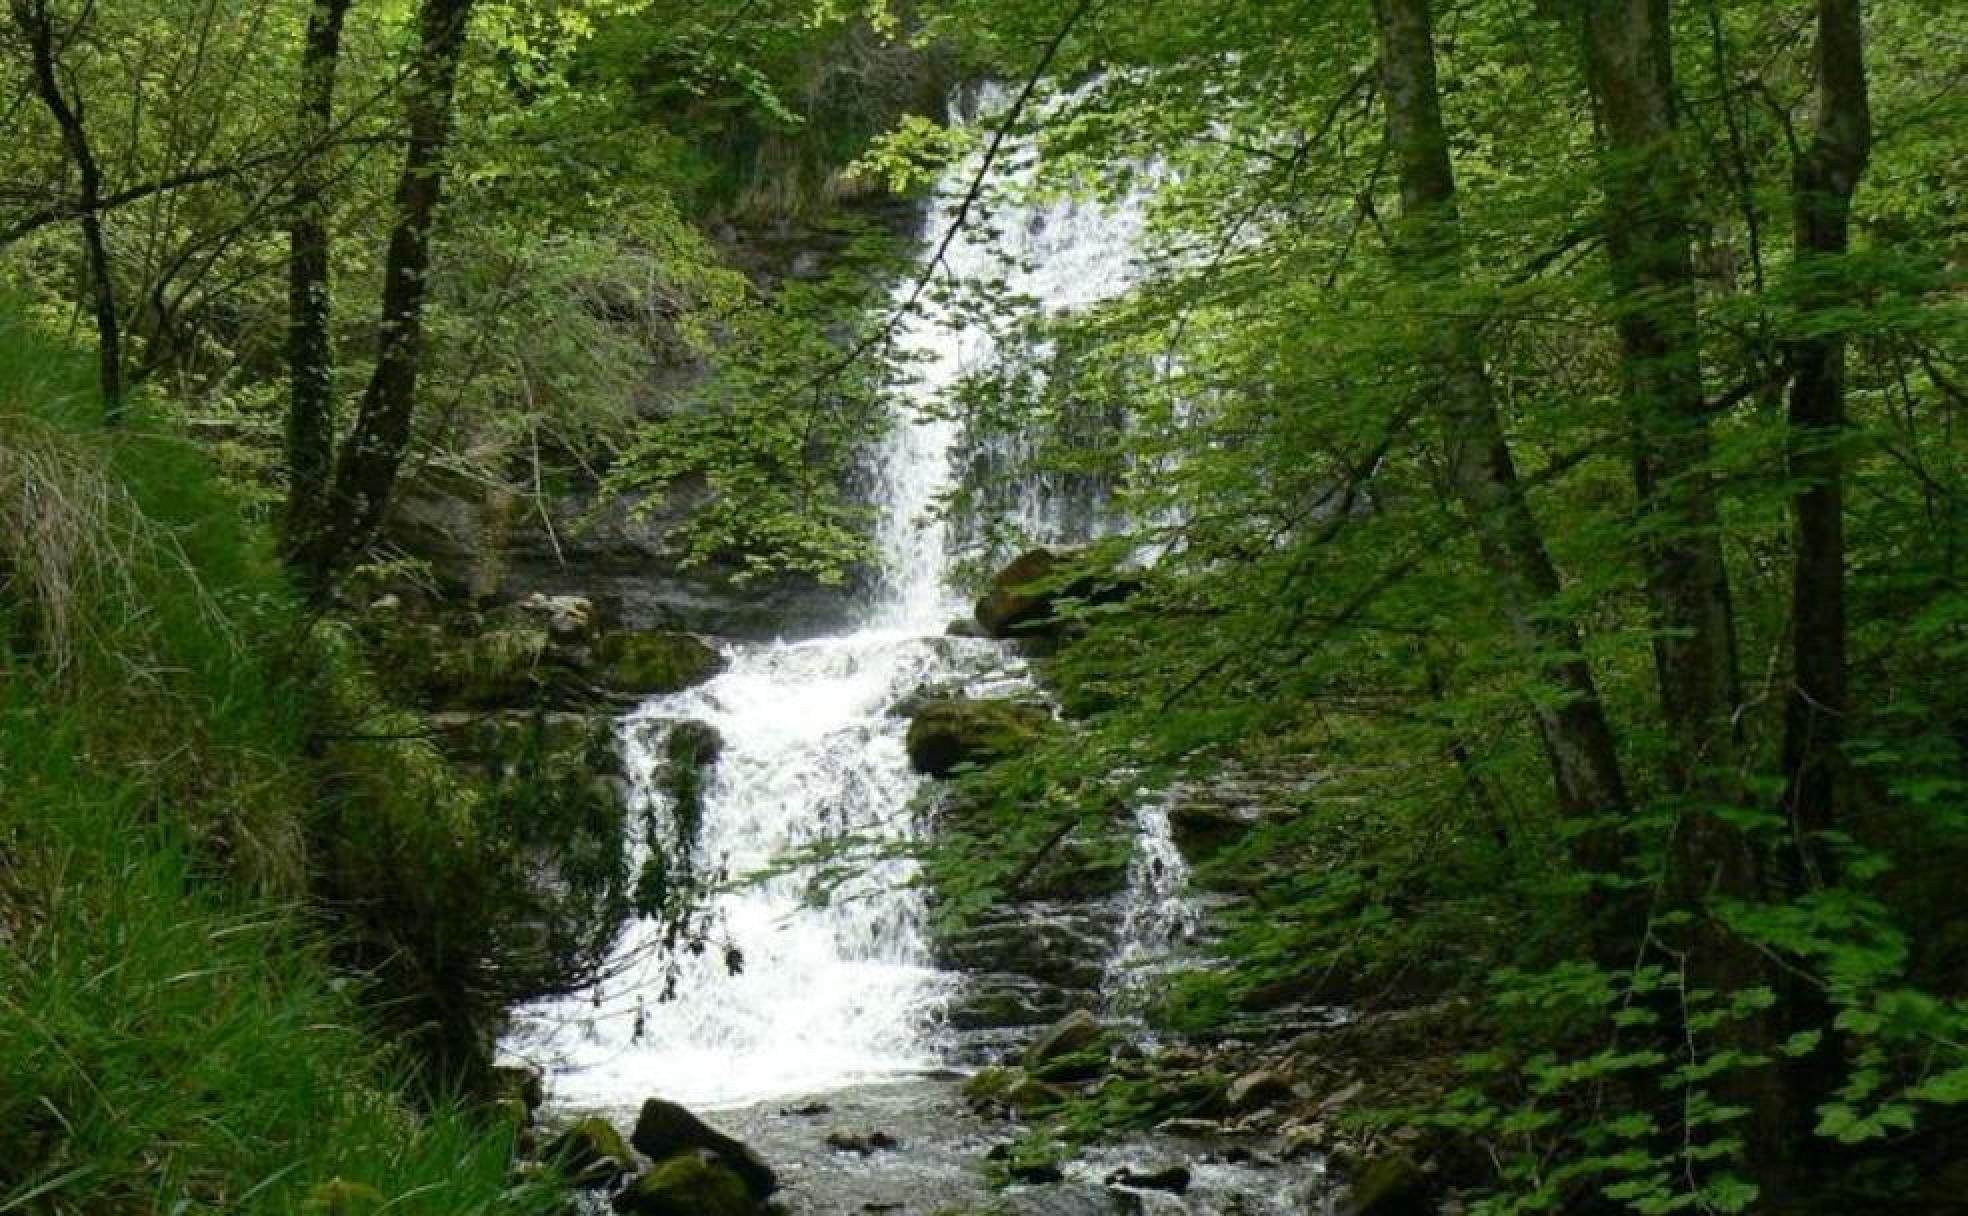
<box><xmin>13</xmin><ymin>0</ymin><xmax>122</xmax><ymax>422</ymax></box>
<box><xmin>298</xmin><ymin>0</ymin><xmax>474</xmax><ymax>589</ymax></box>
<box><xmin>1372</xmin><ymin>0</ymin><xmax>1634</xmax><ymax>927</ymax></box>
<box><xmin>1781</xmin><ymin>0</ymin><xmax>1869</xmax><ymax>881</ymax></box>
<box><xmin>1773</xmin><ymin>0</ymin><xmax>1871</xmax><ymax>1191</ymax></box>
<box><xmin>1579</xmin><ymin>0</ymin><xmax>1743</xmax><ymax>800</ymax></box>
<box><xmin>1579</xmin><ymin>0</ymin><xmax>1782</xmax><ymax>1188</ymax></box>
<box><xmin>282</xmin><ymin>0</ymin><xmax>356</xmax><ymax>564</ymax></box>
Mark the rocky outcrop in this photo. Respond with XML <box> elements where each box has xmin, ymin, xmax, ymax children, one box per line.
<box><xmin>387</xmin><ymin>468</ymin><xmax>863</xmax><ymax>641</ymax></box>
<box><xmin>904</xmin><ymin>698</ymin><xmax>1052</xmax><ymax>777</ymax></box>
<box><xmin>630</xmin><ymin>1098</ymin><xmax>778</xmax><ymax>1200</ymax></box>
<box><xmin>368</xmin><ymin>595</ymin><xmax>728</xmax><ymax>715</ymax></box>
<box><xmin>1164</xmin><ymin>766</ymin><xmax>1318</xmax><ymax>869</ymax></box>
<box><xmin>972</xmin><ymin>547</ymin><xmax>1140</xmax><ymax>640</ymax></box>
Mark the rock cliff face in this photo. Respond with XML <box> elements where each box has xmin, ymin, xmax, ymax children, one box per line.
<box><xmin>388</xmin><ymin>471</ymin><xmax>867</xmax><ymax>640</ymax></box>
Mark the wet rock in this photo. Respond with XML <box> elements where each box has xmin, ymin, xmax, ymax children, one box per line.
<box><xmin>1343</xmin><ymin>1154</ymin><xmax>1431</xmax><ymax>1216</ymax></box>
<box><xmin>595</xmin><ymin>631</ymin><xmax>727</xmax><ymax>696</ymax></box>
<box><xmin>1154</xmin><ymin>1117</ymin><xmax>1226</xmax><ymax>1139</ymax></box>
<box><xmin>824</xmin><ymin>1130</ymin><xmax>899</xmax><ymax>1155</ymax></box>
<box><xmin>946</xmin><ymin>616</ymin><xmax>989</xmax><ymax>639</ymax></box>
<box><xmin>1226</xmin><ymin>1069</ymin><xmax>1297</xmax><ymax>1114</ymax></box>
<box><xmin>631</xmin><ymin>1097</ymin><xmax>778</xmax><ymax>1198</ymax></box>
<box><xmin>613</xmin><ymin>1149</ymin><xmax>754</xmax><ymax>1216</ymax></box>
<box><xmin>778</xmin><ymin>1101</ymin><xmax>831</xmax><ymax>1118</ymax></box>
<box><xmin>963</xmin><ymin>1067</ymin><xmax>1070</xmax><ymax>1116</ymax></box>
<box><xmin>546</xmin><ymin>1115</ymin><xmax>635</xmax><ymax>1188</ymax></box>
<box><xmin>972</xmin><ymin>547</ymin><xmax>1140</xmax><ymax>639</ymax></box>
<box><xmin>1030</xmin><ymin>1043</ymin><xmax>1111</xmax><ymax>1084</ymax></box>
<box><xmin>904</xmin><ymin>698</ymin><xmax>1051</xmax><ymax>777</ymax></box>
<box><xmin>517</xmin><ymin>592</ymin><xmax>597</xmax><ymax>642</ymax></box>
<box><xmin>1105</xmin><ymin>1164</ymin><xmax>1193</xmax><ymax>1194</ymax></box>
<box><xmin>491</xmin><ymin>1063</ymin><xmax>545</xmax><ymax>1113</ymax></box>
<box><xmin>1024</xmin><ymin>1009</ymin><xmax>1107</xmax><ymax>1070</ymax></box>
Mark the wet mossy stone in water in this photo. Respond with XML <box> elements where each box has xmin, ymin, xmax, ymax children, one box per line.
<box><xmin>546</xmin><ymin>1115</ymin><xmax>635</xmax><ymax>1188</ymax></box>
<box><xmin>612</xmin><ymin>1150</ymin><xmax>754</xmax><ymax>1216</ymax></box>
<box><xmin>630</xmin><ymin>1097</ymin><xmax>778</xmax><ymax>1198</ymax></box>
<box><xmin>904</xmin><ymin>698</ymin><xmax>1051</xmax><ymax>777</ymax></box>
<box><xmin>595</xmin><ymin>631</ymin><xmax>726</xmax><ymax>695</ymax></box>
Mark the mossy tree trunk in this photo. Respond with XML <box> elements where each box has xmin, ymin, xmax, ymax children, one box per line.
<box><xmin>283</xmin><ymin>0</ymin><xmax>356</xmax><ymax>564</ymax></box>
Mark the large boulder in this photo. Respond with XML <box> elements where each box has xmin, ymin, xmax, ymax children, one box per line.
<box><xmin>612</xmin><ymin>1150</ymin><xmax>754</xmax><ymax>1216</ymax></box>
<box><xmin>1024</xmin><ymin>1009</ymin><xmax>1108</xmax><ymax>1070</ymax></box>
<box><xmin>904</xmin><ymin>698</ymin><xmax>1052</xmax><ymax>777</ymax></box>
<box><xmin>594</xmin><ymin>631</ymin><xmax>726</xmax><ymax>696</ymax></box>
<box><xmin>630</xmin><ymin>1098</ymin><xmax>777</xmax><ymax>1199</ymax></box>
<box><xmin>973</xmin><ymin>547</ymin><xmax>1140</xmax><ymax>639</ymax></box>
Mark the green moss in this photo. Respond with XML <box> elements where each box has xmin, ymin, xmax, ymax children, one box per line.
<box><xmin>904</xmin><ymin>699</ymin><xmax>1054</xmax><ymax>777</ymax></box>
<box><xmin>595</xmin><ymin>631</ymin><xmax>726</xmax><ymax>695</ymax></box>
<box><xmin>617</xmin><ymin>1151</ymin><xmax>753</xmax><ymax>1216</ymax></box>
<box><xmin>546</xmin><ymin>1115</ymin><xmax>634</xmax><ymax>1185</ymax></box>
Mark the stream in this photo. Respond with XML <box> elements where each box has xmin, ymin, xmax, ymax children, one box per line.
<box><xmin>506</xmin><ymin>90</ymin><xmax>1335</xmax><ymax>1215</ymax></box>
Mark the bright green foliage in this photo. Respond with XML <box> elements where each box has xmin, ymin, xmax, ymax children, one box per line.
<box><xmin>903</xmin><ymin>0</ymin><xmax>1968</xmax><ymax>1208</ymax></box>
<box><xmin>0</xmin><ymin>312</ymin><xmax>564</xmax><ymax>1211</ymax></box>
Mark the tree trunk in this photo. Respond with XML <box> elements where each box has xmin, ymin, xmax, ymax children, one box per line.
<box><xmin>13</xmin><ymin>0</ymin><xmax>123</xmax><ymax>422</ymax></box>
<box><xmin>1781</xmin><ymin>0</ymin><xmax>1869</xmax><ymax>883</ymax></box>
<box><xmin>1579</xmin><ymin>0</ymin><xmax>1779</xmax><ymax>1188</ymax></box>
<box><xmin>1372</xmin><ymin>0</ymin><xmax>1633</xmax><ymax>922</ymax></box>
<box><xmin>1579</xmin><ymin>0</ymin><xmax>1743</xmax><ymax>800</ymax></box>
<box><xmin>1774</xmin><ymin>0</ymin><xmax>1872</xmax><ymax>1191</ymax></box>
<box><xmin>297</xmin><ymin>0</ymin><xmax>474</xmax><ymax>590</ymax></box>
<box><xmin>283</xmin><ymin>0</ymin><xmax>355</xmax><ymax>564</ymax></box>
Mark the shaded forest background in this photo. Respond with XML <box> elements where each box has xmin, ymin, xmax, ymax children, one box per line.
<box><xmin>1</xmin><ymin>0</ymin><xmax>1963</xmax><ymax>1213</ymax></box>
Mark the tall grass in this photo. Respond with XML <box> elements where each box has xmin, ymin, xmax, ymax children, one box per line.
<box><xmin>0</xmin><ymin>303</ymin><xmax>561</xmax><ymax>1214</ymax></box>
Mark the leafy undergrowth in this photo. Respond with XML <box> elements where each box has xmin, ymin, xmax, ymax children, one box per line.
<box><xmin>0</xmin><ymin>308</ymin><xmax>560</xmax><ymax>1214</ymax></box>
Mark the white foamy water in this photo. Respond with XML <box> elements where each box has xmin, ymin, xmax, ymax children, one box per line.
<box><xmin>511</xmin><ymin>89</ymin><xmax>1150</xmax><ymax>1111</ymax></box>
<box><xmin>1104</xmin><ymin>793</ymin><xmax>1203</xmax><ymax>1021</ymax></box>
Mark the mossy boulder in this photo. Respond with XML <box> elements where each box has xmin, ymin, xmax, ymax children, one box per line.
<box><xmin>1344</xmin><ymin>1154</ymin><xmax>1431</xmax><ymax>1216</ymax></box>
<box><xmin>904</xmin><ymin>699</ymin><xmax>1052</xmax><ymax>777</ymax></box>
<box><xmin>611</xmin><ymin>1150</ymin><xmax>754</xmax><ymax>1216</ymax></box>
<box><xmin>630</xmin><ymin>1097</ymin><xmax>777</xmax><ymax>1198</ymax></box>
<box><xmin>973</xmin><ymin>547</ymin><xmax>1140</xmax><ymax>639</ymax></box>
<box><xmin>1024</xmin><ymin>1009</ymin><xmax>1108</xmax><ymax>1070</ymax></box>
<box><xmin>545</xmin><ymin>1115</ymin><xmax>635</xmax><ymax>1188</ymax></box>
<box><xmin>595</xmin><ymin>631</ymin><xmax>726</xmax><ymax>696</ymax></box>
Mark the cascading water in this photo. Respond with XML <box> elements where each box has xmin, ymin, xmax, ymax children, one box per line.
<box><xmin>1104</xmin><ymin>793</ymin><xmax>1202</xmax><ymax>1021</ymax></box>
<box><xmin>511</xmin><ymin>91</ymin><xmax>1152</xmax><ymax>1112</ymax></box>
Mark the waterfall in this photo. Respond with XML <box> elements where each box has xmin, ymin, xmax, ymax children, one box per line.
<box><xmin>511</xmin><ymin>91</ymin><xmax>1150</xmax><ymax>1112</ymax></box>
<box><xmin>1103</xmin><ymin>794</ymin><xmax>1202</xmax><ymax>1021</ymax></box>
